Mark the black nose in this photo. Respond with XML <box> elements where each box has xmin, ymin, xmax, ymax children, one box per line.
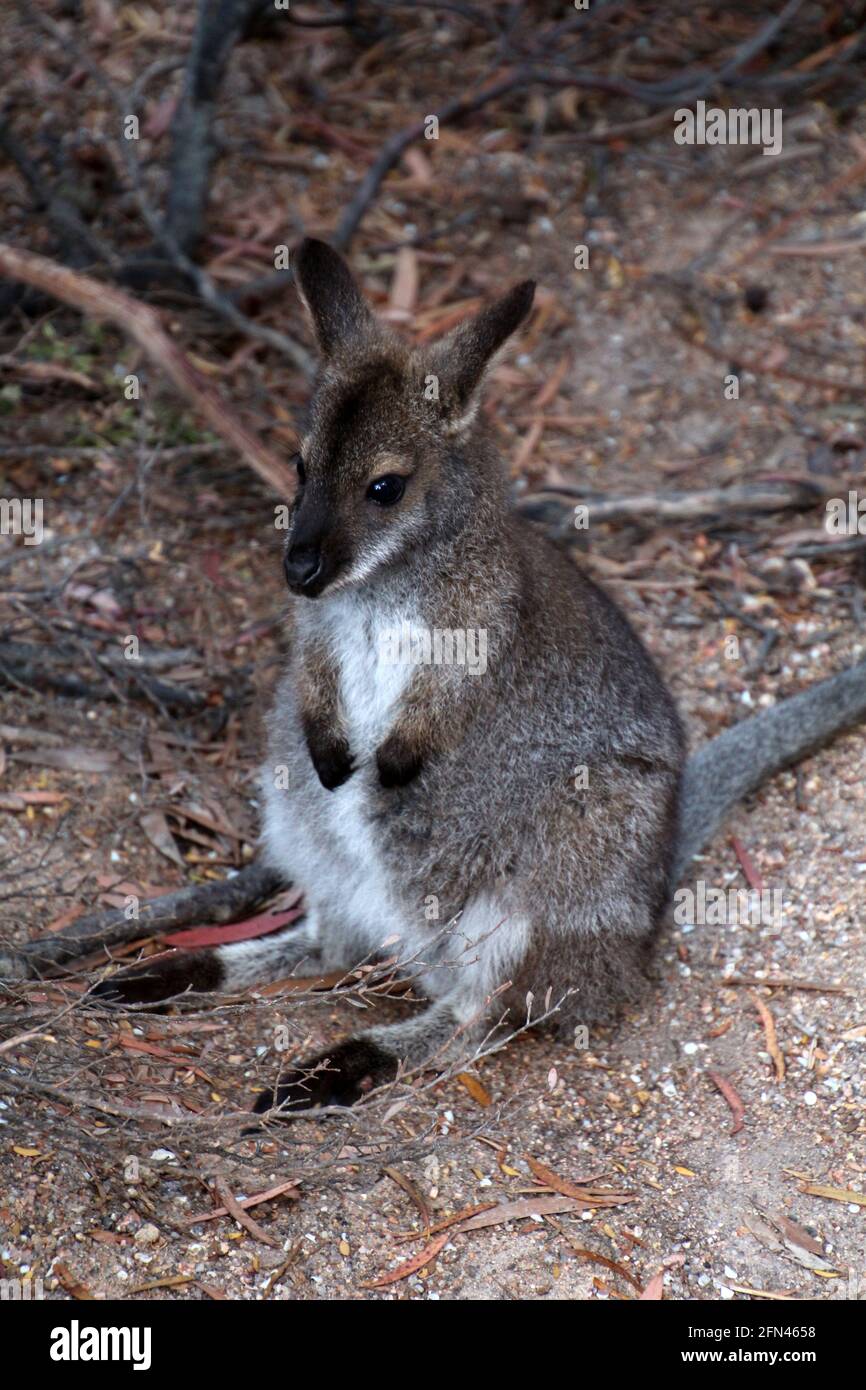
<box><xmin>283</xmin><ymin>543</ymin><xmax>322</xmax><ymax>589</ymax></box>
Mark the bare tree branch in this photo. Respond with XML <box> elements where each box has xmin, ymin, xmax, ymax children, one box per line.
<box><xmin>0</xmin><ymin>242</ymin><xmax>297</xmax><ymax>498</ymax></box>
<box><xmin>517</xmin><ymin>478</ymin><xmax>837</xmax><ymax>537</ymax></box>
<box><xmin>165</xmin><ymin>0</ymin><xmax>274</xmax><ymax>257</ymax></box>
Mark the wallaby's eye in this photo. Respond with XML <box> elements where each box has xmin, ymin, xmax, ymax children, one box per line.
<box><xmin>293</xmin><ymin>454</ymin><xmax>306</xmax><ymax>485</ymax></box>
<box><xmin>367</xmin><ymin>474</ymin><xmax>405</xmax><ymax>507</ymax></box>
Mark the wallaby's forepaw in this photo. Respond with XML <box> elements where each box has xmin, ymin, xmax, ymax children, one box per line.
<box><xmin>252</xmin><ymin>1037</ymin><xmax>397</xmax><ymax>1115</ymax></box>
<box><xmin>91</xmin><ymin>950</ymin><xmax>224</xmax><ymax>1006</ymax></box>
<box><xmin>305</xmin><ymin>729</ymin><xmax>356</xmax><ymax>791</ymax></box>
<box><xmin>375</xmin><ymin>735</ymin><xmax>423</xmax><ymax>788</ymax></box>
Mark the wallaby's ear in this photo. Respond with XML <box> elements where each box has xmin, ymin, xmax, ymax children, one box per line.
<box><xmin>292</xmin><ymin>238</ymin><xmax>375</xmax><ymax>359</ymax></box>
<box><xmin>432</xmin><ymin>280</ymin><xmax>535</xmax><ymax>433</ymax></box>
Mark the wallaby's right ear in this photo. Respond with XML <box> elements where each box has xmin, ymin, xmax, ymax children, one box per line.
<box><xmin>430</xmin><ymin>279</ymin><xmax>535</xmax><ymax>435</ymax></box>
<box><xmin>292</xmin><ymin>238</ymin><xmax>375</xmax><ymax>359</ymax></box>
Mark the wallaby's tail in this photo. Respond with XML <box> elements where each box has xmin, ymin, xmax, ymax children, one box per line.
<box><xmin>674</xmin><ymin>656</ymin><xmax>866</xmax><ymax>881</ymax></box>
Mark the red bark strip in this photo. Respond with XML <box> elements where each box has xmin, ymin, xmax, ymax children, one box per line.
<box><xmin>707</xmin><ymin>1068</ymin><xmax>746</xmax><ymax>1135</ymax></box>
<box><xmin>731</xmin><ymin>835</ymin><xmax>764</xmax><ymax>892</ymax></box>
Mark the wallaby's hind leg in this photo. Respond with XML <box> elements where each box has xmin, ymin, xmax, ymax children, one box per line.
<box><xmin>253</xmin><ymin>997</ymin><xmax>470</xmax><ymax>1113</ymax></box>
<box><xmin>92</xmin><ymin>916</ymin><xmax>323</xmax><ymax>1006</ymax></box>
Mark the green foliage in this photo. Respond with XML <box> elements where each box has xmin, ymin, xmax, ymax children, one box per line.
<box><xmin>24</xmin><ymin>322</ymin><xmax>97</xmax><ymax>377</ymax></box>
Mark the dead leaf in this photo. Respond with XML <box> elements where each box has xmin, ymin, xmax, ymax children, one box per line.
<box><xmin>458</xmin><ymin>1196</ymin><xmax>591</xmax><ymax>1231</ymax></box>
<box><xmin>798</xmin><ymin>1184</ymin><xmax>866</xmax><ymax>1207</ymax></box>
<box><xmin>140</xmin><ymin>810</ymin><xmax>185</xmax><ymax>867</ymax></box>
<box><xmin>527</xmin><ymin>1157</ymin><xmax>634</xmax><ymax>1206</ymax></box>
<box><xmin>361</xmin><ymin>1233</ymin><xmax>448</xmax><ymax>1288</ymax></box>
<box><xmin>707</xmin><ymin>1069</ymin><xmax>746</xmax><ymax>1135</ymax></box>
<box><xmin>383</xmin><ymin>1166</ymin><xmax>432</xmax><ymax>1229</ymax></box>
<box><xmin>394</xmin><ymin>1201</ymin><xmax>497</xmax><ymax>1242</ymax></box>
<box><xmin>1</xmin><ymin>790</ymin><xmax>67</xmax><ymax>808</ymax></box>
<box><xmin>53</xmin><ymin>1261</ymin><xmax>95</xmax><ymax>1300</ymax></box>
<box><xmin>0</xmin><ymin>356</ymin><xmax>98</xmax><ymax>391</ymax></box>
<box><xmin>749</xmin><ymin>990</ymin><xmax>785</xmax><ymax>1081</ymax></box>
<box><xmin>143</xmin><ymin>94</ymin><xmax>180</xmax><ymax>140</ymax></box>
<box><xmin>727</xmin><ymin>1285</ymin><xmax>797</xmax><ymax>1300</ymax></box>
<box><xmin>639</xmin><ymin>1270</ymin><xmax>665</xmax><ymax>1300</ymax></box>
<box><xmin>731</xmin><ymin>834</ymin><xmax>764</xmax><ymax>891</ymax></box>
<box><xmin>168</xmin><ymin>801</ymin><xmax>253</xmax><ymax>844</ymax></box>
<box><xmin>544</xmin><ymin>1217</ymin><xmax>641</xmax><ymax>1291</ymax></box>
<box><xmin>128</xmin><ymin>1273</ymin><xmax>194</xmax><ymax>1294</ymax></box>
<box><xmin>162</xmin><ymin>906</ymin><xmax>304</xmax><ymax>950</ymax></box>
<box><xmin>772</xmin><ymin>1213</ymin><xmax>826</xmax><ymax>1258</ymax></box>
<box><xmin>387</xmin><ymin>246</ymin><xmax>419</xmax><ymax>320</ymax></box>
<box><xmin>456</xmin><ymin>1072</ymin><xmax>492</xmax><ymax>1107</ymax></box>
<box><xmin>402</xmin><ymin>147</ymin><xmax>433</xmax><ymax>184</ymax></box>
<box><xmin>747</xmin><ymin>1209</ymin><xmax>841</xmax><ymax>1274</ymax></box>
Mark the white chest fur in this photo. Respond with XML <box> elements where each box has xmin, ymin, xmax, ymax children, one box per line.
<box><xmin>263</xmin><ymin>596</ymin><xmax>428</xmax><ymax>962</ymax></box>
<box><xmin>319</xmin><ymin>595</ymin><xmax>419</xmax><ymax>757</ymax></box>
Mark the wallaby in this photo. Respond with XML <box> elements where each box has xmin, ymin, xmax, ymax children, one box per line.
<box><xmin>95</xmin><ymin>239</ymin><xmax>866</xmax><ymax>1112</ymax></box>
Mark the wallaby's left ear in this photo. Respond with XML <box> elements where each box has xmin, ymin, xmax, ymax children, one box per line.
<box><xmin>431</xmin><ymin>279</ymin><xmax>535</xmax><ymax>432</ymax></box>
<box><xmin>293</xmin><ymin>238</ymin><xmax>376</xmax><ymax>359</ymax></box>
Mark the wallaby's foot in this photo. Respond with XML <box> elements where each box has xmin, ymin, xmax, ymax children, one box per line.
<box><xmin>92</xmin><ymin>920</ymin><xmax>323</xmax><ymax>1006</ymax></box>
<box><xmin>252</xmin><ymin>1000</ymin><xmax>466</xmax><ymax>1115</ymax></box>
<box><xmin>92</xmin><ymin>949</ymin><xmax>224</xmax><ymax>1005</ymax></box>
<box><xmin>253</xmin><ymin>1037</ymin><xmax>398</xmax><ymax>1114</ymax></box>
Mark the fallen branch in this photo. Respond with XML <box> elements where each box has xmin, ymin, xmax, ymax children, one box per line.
<box><xmin>517</xmin><ymin>478</ymin><xmax>832</xmax><ymax>537</ymax></box>
<box><xmin>212</xmin><ymin>1177</ymin><xmax>280</xmax><ymax>1247</ymax></box>
<box><xmin>0</xmin><ymin>242</ymin><xmax>295</xmax><ymax>498</ymax></box>
<box><xmin>0</xmin><ymin>640</ymin><xmax>212</xmax><ymax>712</ymax></box>
<box><xmin>0</xmin><ymin>861</ymin><xmax>287</xmax><ymax>979</ymax></box>
<box><xmin>180</xmin><ymin>1177</ymin><xmax>301</xmax><ymax>1228</ymax></box>
<box><xmin>721</xmin><ymin>975</ymin><xmax>850</xmax><ymax>995</ymax></box>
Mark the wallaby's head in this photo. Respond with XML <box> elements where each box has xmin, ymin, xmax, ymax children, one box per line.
<box><xmin>283</xmin><ymin>238</ymin><xmax>534</xmax><ymax>597</ymax></box>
